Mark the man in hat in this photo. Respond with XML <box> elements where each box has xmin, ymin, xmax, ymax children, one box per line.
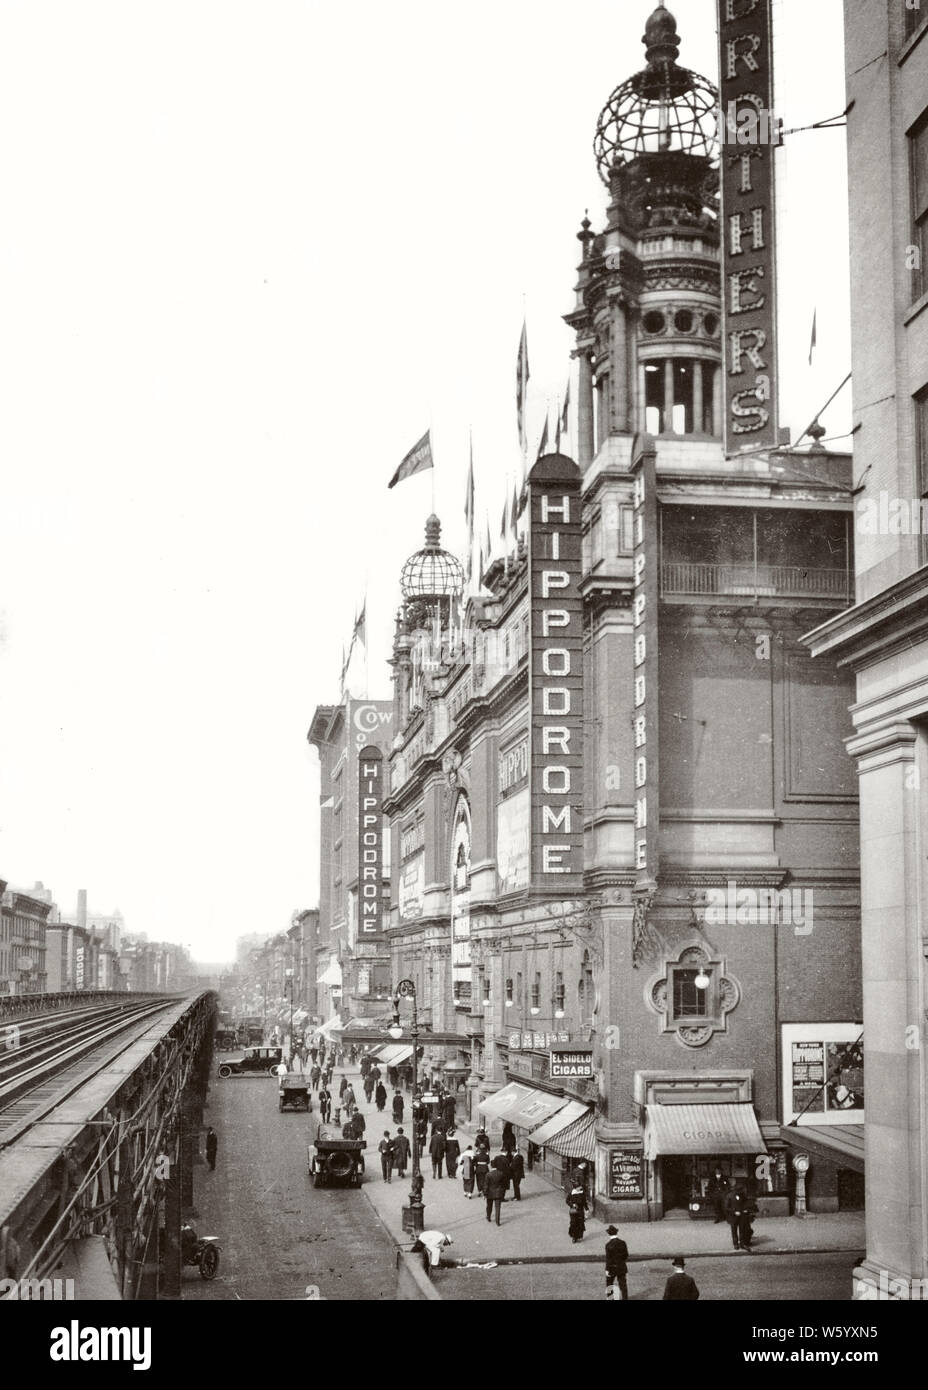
<box><xmin>662</xmin><ymin>1256</ymin><xmax>699</xmax><ymax>1300</ymax></box>
<box><xmin>604</xmin><ymin>1225</ymin><xmax>629</xmax><ymax>1300</ymax></box>
<box><xmin>205</xmin><ymin>1127</ymin><xmax>218</xmax><ymax>1172</ymax></box>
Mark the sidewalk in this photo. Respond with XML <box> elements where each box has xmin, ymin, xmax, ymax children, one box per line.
<box><xmin>332</xmin><ymin>1059</ymin><xmax>865</xmax><ymax>1265</ymax></box>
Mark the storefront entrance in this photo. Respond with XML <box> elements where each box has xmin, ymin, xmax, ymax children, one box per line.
<box><xmin>661</xmin><ymin>1156</ymin><xmax>693</xmax><ymax>1215</ymax></box>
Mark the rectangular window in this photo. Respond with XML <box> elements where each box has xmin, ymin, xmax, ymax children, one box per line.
<box><xmin>531</xmin><ymin>973</ymin><xmax>541</xmax><ymax>1010</ymax></box>
<box><xmin>619</xmin><ymin>505</ymin><xmax>635</xmax><ymax>554</ymax></box>
<box><xmin>554</xmin><ymin>971</ymin><xmax>565</xmax><ymax>1013</ymax></box>
<box><xmin>910</xmin><ymin>111</ymin><xmax>928</xmax><ymax>301</ymax></box>
<box><xmin>671</xmin><ymin>968</ymin><xmax>708</xmax><ymax>1020</ymax></box>
<box><xmin>906</xmin><ymin>2</ymin><xmax>924</xmax><ymax>39</ymax></box>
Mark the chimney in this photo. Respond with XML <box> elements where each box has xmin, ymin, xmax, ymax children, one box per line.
<box><xmin>77</xmin><ymin>889</ymin><xmax>87</xmax><ymax>930</ymax></box>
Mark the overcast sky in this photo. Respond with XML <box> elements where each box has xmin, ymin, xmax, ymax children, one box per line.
<box><xmin>0</xmin><ymin>0</ymin><xmax>850</xmax><ymax>963</ymax></box>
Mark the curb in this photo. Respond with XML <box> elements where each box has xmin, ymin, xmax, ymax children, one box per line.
<box><xmin>443</xmin><ymin>1245</ymin><xmax>864</xmax><ymax>1268</ymax></box>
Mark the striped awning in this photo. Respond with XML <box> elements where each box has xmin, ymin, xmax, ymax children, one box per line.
<box><xmin>527</xmin><ymin>1099</ymin><xmax>590</xmax><ymax>1147</ymax></box>
<box><xmin>544</xmin><ymin>1109</ymin><xmax>596</xmax><ymax>1161</ymax></box>
<box><xmin>644</xmin><ymin>1103</ymin><xmax>765</xmax><ymax>1159</ymax></box>
<box><xmin>479</xmin><ymin>1082</ymin><xmax>571</xmax><ymax>1130</ymax></box>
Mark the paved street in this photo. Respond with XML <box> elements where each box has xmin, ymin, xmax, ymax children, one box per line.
<box><xmin>432</xmin><ymin>1251</ymin><xmax>856</xmax><ymax>1301</ymax></box>
<box><xmin>181</xmin><ymin>1071</ymin><xmax>396</xmax><ymax>1301</ymax></box>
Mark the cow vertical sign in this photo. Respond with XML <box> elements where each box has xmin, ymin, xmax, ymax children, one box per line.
<box><xmin>718</xmin><ymin>0</ymin><xmax>779</xmax><ymax>453</ymax></box>
<box><xmin>358</xmin><ymin>746</ymin><xmax>385</xmax><ymax>938</ymax></box>
<box><xmin>527</xmin><ymin>454</ymin><xmax>584</xmax><ymax>892</ymax></box>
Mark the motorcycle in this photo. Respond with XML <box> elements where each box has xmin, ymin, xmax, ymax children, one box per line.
<box><xmin>181</xmin><ymin>1223</ymin><xmax>221</xmax><ymax>1280</ymax></box>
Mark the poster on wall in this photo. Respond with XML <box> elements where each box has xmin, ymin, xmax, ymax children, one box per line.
<box><xmin>781</xmin><ymin>1023</ymin><xmax>864</xmax><ymax>1125</ymax></box>
<box><xmin>609</xmin><ymin>1150</ymin><xmax>644</xmax><ymax>1200</ymax></box>
<box><xmin>399</xmin><ymin>852</ymin><xmax>425</xmax><ymax>920</ymax></box>
<box><xmin>497</xmin><ymin>787</ymin><xmax>529</xmax><ymax>893</ymax></box>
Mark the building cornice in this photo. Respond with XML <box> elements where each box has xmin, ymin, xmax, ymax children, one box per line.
<box><xmin>803</xmin><ymin>564</ymin><xmax>928</xmax><ymax>669</ymax></box>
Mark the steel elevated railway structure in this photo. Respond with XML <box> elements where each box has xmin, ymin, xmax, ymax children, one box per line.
<box><xmin>0</xmin><ymin>989</ymin><xmax>215</xmax><ymax>1299</ymax></box>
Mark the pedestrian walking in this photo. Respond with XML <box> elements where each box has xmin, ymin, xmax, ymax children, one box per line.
<box><xmin>370</xmin><ymin>1064</ymin><xmax>381</xmax><ymax>1084</ymax></box>
<box><xmin>662</xmin><ymin>1256</ymin><xmax>699</xmax><ymax>1300</ymax></box>
<box><xmin>485</xmin><ymin>1165</ymin><xmax>507</xmax><ymax>1225</ymax></box>
<box><xmin>474</xmin><ymin>1127</ymin><xmax>490</xmax><ymax>1158</ymax></box>
<box><xmin>205</xmin><ymin>1127</ymin><xmax>218</xmax><ymax>1172</ymax></box>
<box><xmin>364</xmin><ymin>1073</ymin><xmax>375</xmax><ymax>1104</ymax></box>
<box><xmin>375</xmin><ymin>1081</ymin><xmax>388</xmax><ymax>1112</ymax></box>
<box><xmin>474</xmin><ymin>1148</ymin><xmax>490</xmax><ymax>1196</ymax></box>
<box><xmin>444</xmin><ymin>1129</ymin><xmax>460</xmax><ymax>1178</ymax></box>
<box><xmin>360</xmin><ymin>1052</ymin><xmax>371</xmax><ymax>1079</ymax></box>
<box><xmin>567</xmin><ymin>1181</ymin><xmax>588</xmax><ymax>1243</ymax></box>
<box><xmin>378</xmin><ymin>1132</ymin><xmax>394</xmax><ymax>1182</ymax></box>
<box><xmin>510</xmin><ymin>1149</ymin><xmax>524</xmax><ymax>1200</ymax></box>
<box><xmin>392</xmin><ymin>1091</ymin><xmax>404</xmax><ymax>1125</ymax></box>
<box><xmin>429</xmin><ymin>1128</ymin><xmax>446</xmax><ymax>1179</ymax></box>
<box><xmin>349</xmin><ymin>1109</ymin><xmax>365</xmax><ymax>1143</ymax></box>
<box><xmin>276</xmin><ymin>1060</ymin><xmax>289</xmax><ymax>1091</ymax></box>
<box><xmin>501</xmin><ymin>1121</ymin><xmax>516</xmax><ymax>1154</ymax></box>
<box><xmin>338</xmin><ymin>1074</ymin><xmax>348</xmax><ymax>1098</ymax></box>
<box><xmin>318</xmin><ymin>1085</ymin><xmax>331</xmax><ymax>1123</ymax></box>
<box><xmin>293</xmin><ymin>1047</ymin><xmax>304</xmax><ymax>1075</ymax></box>
<box><xmin>343</xmin><ymin>1083</ymin><xmax>356</xmax><ymax>1113</ymax></box>
<box><xmin>604</xmin><ymin>1226</ymin><xmax>629</xmax><ymax>1300</ymax></box>
<box><xmin>460</xmin><ymin>1145</ymin><xmax>475</xmax><ymax>1198</ymax></box>
<box><xmin>707</xmin><ymin>1167</ymin><xmax>730</xmax><ymax>1224</ymax></box>
<box><xmin>441</xmin><ymin>1092</ymin><xmax>456</xmax><ymax>1131</ymax></box>
<box><xmin>393</xmin><ymin>1127</ymin><xmax>410</xmax><ymax>1178</ymax></box>
<box><xmin>310</xmin><ymin>1045</ymin><xmax>318</xmax><ymax>1065</ymax></box>
<box><xmin>310</xmin><ymin>1064</ymin><xmax>321</xmax><ymax>1092</ymax></box>
<box><xmin>430</xmin><ymin>1117</ymin><xmax>445</xmax><ymax>1144</ymax></box>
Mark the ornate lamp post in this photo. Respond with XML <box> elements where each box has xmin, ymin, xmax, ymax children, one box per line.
<box><xmin>391</xmin><ymin>979</ymin><xmax>424</xmax><ymax>1234</ymax></box>
<box><xmin>285</xmin><ymin>967</ymin><xmax>295</xmax><ymax>1066</ymax></box>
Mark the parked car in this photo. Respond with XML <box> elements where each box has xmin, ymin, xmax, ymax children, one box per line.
<box><xmin>218</xmin><ymin>1045</ymin><xmax>283</xmax><ymax>1078</ymax></box>
<box><xmin>308</xmin><ymin>1129</ymin><xmax>366</xmax><ymax>1188</ymax></box>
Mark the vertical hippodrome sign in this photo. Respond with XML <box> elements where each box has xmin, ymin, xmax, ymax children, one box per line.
<box><xmin>632</xmin><ymin>440</ymin><xmax>659</xmax><ymax>884</ymax></box>
<box><xmin>357</xmin><ymin>745</ymin><xmax>384</xmax><ymax>937</ymax></box>
<box><xmin>527</xmin><ymin>454</ymin><xmax>584</xmax><ymax>891</ymax></box>
<box><xmin>718</xmin><ymin>0</ymin><xmax>780</xmax><ymax>453</ymax></box>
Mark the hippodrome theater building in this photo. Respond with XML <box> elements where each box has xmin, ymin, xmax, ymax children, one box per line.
<box><xmin>380</xmin><ymin>3</ymin><xmax>865</xmax><ymax>1220</ymax></box>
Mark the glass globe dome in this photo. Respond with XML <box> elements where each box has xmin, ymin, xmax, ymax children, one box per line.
<box><xmin>594</xmin><ymin>4</ymin><xmax>718</xmax><ymax>185</ymax></box>
<box><xmin>400</xmin><ymin>514</ymin><xmax>464</xmax><ymax>601</ymax></box>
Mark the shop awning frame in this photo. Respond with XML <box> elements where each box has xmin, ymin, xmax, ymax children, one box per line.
<box><xmin>479</xmin><ymin>1082</ymin><xmax>571</xmax><ymax>1130</ymax></box>
<box><xmin>527</xmin><ymin>1099</ymin><xmax>589</xmax><ymax>1147</ymax></box>
<box><xmin>644</xmin><ymin>1103</ymin><xmax>766</xmax><ymax>1159</ymax></box>
<box><xmin>779</xmin><ymin>1123</ymin><xmax>864</xmax><ymax>1174</ymax></box>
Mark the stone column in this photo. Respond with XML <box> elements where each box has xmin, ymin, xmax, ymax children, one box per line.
<box><xmin>577</xmin><ymin>351</ymin><xmax>595</xmax><ymax>468</ymax></box>
<box><xmin>693</xmin><ymin>359</ymin><xmax>704</xmax><ymax>434</ymax></box>
<box><xmin>663</xmin><ymin>359</ymin><xmax>674</xmax><ymax>434</ymax></box>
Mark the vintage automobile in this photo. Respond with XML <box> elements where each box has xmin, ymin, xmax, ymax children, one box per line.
<box><xmin>217</xmin><ymin>1045</ymin><xmax>283</xmax><ymax>1078</ymax></box>
<box><xmin>279</xmin><ymin>1077</ymin><xmax>310</xmax><ymax>1112</ymax></box>
<box><xmin>215</xmin><ymin>1025</ymin><xmax>237</xmax><ymax>1050</ymax></box>
<box><xmin>308</xmin><ymin>1127</ymin><xmax>366</xmax><ymax>1188</ymax></box>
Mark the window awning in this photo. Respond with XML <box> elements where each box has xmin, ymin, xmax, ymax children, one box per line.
<box><xmin>317</xmin><ymin>960</ymin><xmax>343</xmax><ymax>987</ymax></box>
<box><xmin>479</xmin><ymin>1082</ymin><xmax>571</xmax><ymax>1130</ymax></box>
<box><xmin>544</xmin><ymin>1109</ymin><xmax>596</xmax><ymax>1161</ymax></box>
<box><xmin>644</xmin><ymin>1103</ymin><xmax>766</xmax><ymax>1159</ymax></box>
<box><xmin>373</xmin><ymin>1044</ymin><xmax>413</xmax><ymax>1066</ymax></box>
<box><xmin>528</xmin><ymin>1099</ymin><xmax>590</xmax><ymax>1147</ymax></box>
<box><xmin>314</xmin><ymin>1014</ymin><xmax>343</xmax><ymax>1038</ymax></box>
<box><xmin>779</xmin><ymin>1123</ymin><xmax>864</xmax><ymax>1175</ymax></box>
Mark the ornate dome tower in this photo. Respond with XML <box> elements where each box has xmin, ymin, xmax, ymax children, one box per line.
<box><xmin>565</xmin><ymin>3</ymin><xmax>721</xmax><ymax>463</ymax></box>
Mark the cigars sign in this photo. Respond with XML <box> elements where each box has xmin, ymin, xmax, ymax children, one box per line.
<box><xmin>358</xmin><ymin>746</ymin><xmax>385</xmax><ymax>938</ymax></box>
<box><xmin>527</xmin><ymin>454</ymin><xmax>583</xmax><ymax>890</ymax></box>
<box><xmin>718</xmin><ymin>0</ymin><xmax>779</xmax><ymax>453</ymax></box>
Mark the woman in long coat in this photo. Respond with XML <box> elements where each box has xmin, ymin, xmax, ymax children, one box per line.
<box><xmin>392</xmin><ymin>1091</ymin><xmax>404</xmax><ymax>1125</ymax></box>
<box><xmin>375</xmin><ymin>1081</ymin><xmax>388</xmax><ymax>1112</ymax></box>
<box><xmin>567</xmin><ymin>1183</ymin><xmax>588</xmax><ymax>1243</ymax></box>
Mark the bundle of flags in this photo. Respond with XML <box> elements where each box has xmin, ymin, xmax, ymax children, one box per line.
<box><xmin>340</xmin><ymin>602</ymin><xmax>366</xmax><ymax>693</ymax></box>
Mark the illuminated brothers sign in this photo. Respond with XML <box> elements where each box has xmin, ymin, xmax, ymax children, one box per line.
<box><xmin>718</xmin><ymin>0</ymin><xmax>779</xmax><ymax>452</ymax></box>
<box><xmin>357</xmin><ymin>745</ymin><xmax>384</xmax><ymax>938</ymax></box>
<box><xmin>527</xmin><ymin>454</ymin><xmax>583</xmax><ymax>889</ymax></box>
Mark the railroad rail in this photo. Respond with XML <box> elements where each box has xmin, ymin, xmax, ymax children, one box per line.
<box><xmin>0</xmin><ymin>997</ymin><xmax>180</xmax><ymax>1151</ymax></box>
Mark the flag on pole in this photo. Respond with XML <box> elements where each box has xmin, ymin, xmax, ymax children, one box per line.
<box><xmin>509</xmin><ymin>482</ymin><xmax>519</xmax><ymax>538</ymax></box>
<box><xmin>808</xmin><ymin>309</ymin><xmax>817</xmax><ymax>366</ymax></box>
<box><xmin>388</xmin><ymin>429</ymin><xmax>433</xmax><ymax>489</ymax></box>
<box><xmin>516</xmin><ymin>320</ymin><xmax>530</xmax><ymax>455</ymax></box>
<box><xmin>352</xmin><ymin>602</ymin><xmax>366</xmax><ymax>648</ymax></box>
<box><xmin>464</xmin><ymin>433</ymin><xmax>475</xmax><ymax>582</ymax></box>
<box><xmin>536</xmin><ymin>414</ymin><xmax>549</xmax><ymax>460</ymax></box>
<box><xmin>556</xmin><ymin>382</ymin><xmax>570</xmax><ymax>451</ymax></box>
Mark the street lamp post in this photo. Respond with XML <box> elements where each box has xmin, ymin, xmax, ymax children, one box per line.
<box><xmin>285</xmin><ymin>967</ymin><xmax>294</xmax><ymax>1067</ymax></box>
<box><xmin>391</xmin><ymin>979</ymin><xmax>424</xmax><ymax>1235</ymax></box>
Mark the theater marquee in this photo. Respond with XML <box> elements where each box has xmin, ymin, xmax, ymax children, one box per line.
<box><xmin>527</xmin><ymin>455</ymin><xmax>584</xmax><ymax>891</ymax></box>
<box><xmin>718</xmin><ymin>0</ymin><xmax>779</xmax><ymax>453</ymax></box>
